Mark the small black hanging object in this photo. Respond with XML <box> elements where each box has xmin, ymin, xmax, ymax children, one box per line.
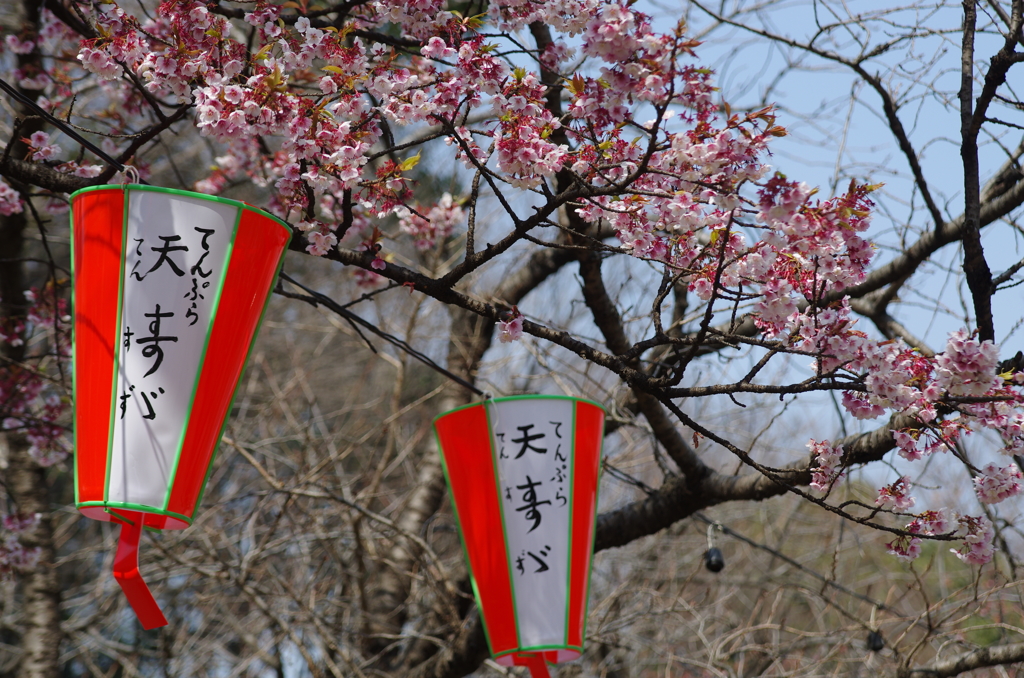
<box><xmin>866</xmin><ymin>630</ymin><xmax>884</xmax><ymax>652</ymax></box>
<box><xmin>703</xmin><ymin>547</ymin><xmax>724</xmax><ymax>572</ymax></box>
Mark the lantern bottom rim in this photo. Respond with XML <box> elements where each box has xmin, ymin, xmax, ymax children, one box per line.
<box><xmin>77</xmin><ymin>502</ymin><xmax>192</xmax><ymax>530</ymax></box>
<box><xmin>493</xmin><ymin>646</ymin><xmax>582</xmax><ymax>667</ymax></box>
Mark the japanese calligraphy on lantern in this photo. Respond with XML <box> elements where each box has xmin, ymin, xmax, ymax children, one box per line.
<box><xmin>490</xmin><ymin>398</ymin><xmax>575</xmax><ymax>649</ymax></box>
<box><xmin>108</xmin><ymin>192</ymin><xmax>234</xmax><ymax>509</ymax></box>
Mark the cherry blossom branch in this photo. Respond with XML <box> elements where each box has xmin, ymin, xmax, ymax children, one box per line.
<box><xmin>677</xmin><ymin>165</ymin><xmax>1024</xmax><ymax>358</ymax></box>
<box><xmin>0</xmin><ymin>156</ymin><xmax>94</xmax><ymax>194</ymax></box>
<box><xmin>690</xmin><ymin>0</ymin><xmax>948</xmax><ymax>232</ymax></box>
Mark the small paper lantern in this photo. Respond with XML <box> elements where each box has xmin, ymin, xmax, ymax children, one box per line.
<box><xmin>70</xmin><ymin>185</ymin><xmax>291</xmax><ymax>629</ymax></box>
<box><xmin>433</xmin><ymin>396</ymin><xmax>605</xmax><ymax>677</ymax></box>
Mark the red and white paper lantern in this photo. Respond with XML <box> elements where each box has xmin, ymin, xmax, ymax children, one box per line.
<box><xmin>71</xmin><ymin>185</ymin><xmax>291</xmax><ymax>628</ymax></box>
<box><xmin>433</xmin><ymin>396</ymin><xmax>605</xmax><ymax>677</ymax></box>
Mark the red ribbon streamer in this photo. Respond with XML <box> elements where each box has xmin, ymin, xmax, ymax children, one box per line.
<box><xmin>112</xmin><ymin>511</ymin><xmax>168</xmax><ymax>630</ymax></box>
<box><xmin>522</xmin><ymin>654</ymin><xmax>551</xmax><ymax>678</ymax></box>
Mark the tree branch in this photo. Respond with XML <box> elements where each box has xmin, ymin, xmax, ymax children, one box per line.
<box><xmin>902</xmin><ymin>642</ymin><xmax>1024</xmax><ymax>678</ymax></box>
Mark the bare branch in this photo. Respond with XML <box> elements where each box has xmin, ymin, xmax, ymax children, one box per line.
<box><xmin>902</xmin><ymin>642</ymin><xmax>1024</xmax><ymax>678</ymax></box>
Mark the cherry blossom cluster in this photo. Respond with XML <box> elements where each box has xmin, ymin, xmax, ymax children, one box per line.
<box><xmin>963</xmin><ymin>398</ymin><xmax>1024</xmax><ymax>455</ymax></box>
<box><xmin>789</xmin><ymin>310</ymin><xmax>1018</xmax><ymax>560</ymax></box>
<box><xmin>772</xmin><ymin>289</ymin><xmax>1020</xmax><ymax>487</ymax></box>
<box><xmin>876</xmin><ymin>476</ymin><xmax>916</xmax><ymax>511</ymax></box>
<box><xmin>784</xmin><ymin>314</ymin><xmax>1019</xmax><ymax>465</ymax></box>
<box><xmin>808</xmin><ymin>439</ymin><xmax>844</xmax><ymax>493</ymax></box>
<box><xmin>892</xmin><ymin>420</ymin><xmax>967</xmax><ymax>462</ymax></box>
<box><xmin>487</xmin><ymin>0</ymin><xmax>598</xmax><ymax>34</ymax></box>
<box><xmin>886</xmin><ymin>507</ymin><xmax>998</xmax><ymax>564</ymax></box>
<box><xmin>20</xmin><ymin>132</ymin><xmax>102</xmax><ymax>182</ymax></box>
<box><xmin>935</xmin><ymin>329</ymin><xmax>1001</xmax><ymax>396</ymax></box>
<box><xmin>371</xmin><ymin>0</ymin><xmax>452</xmax><ymax>40</ymax></box>
<box><xmin>7</xmin><ymin>9</ymin><xmax>81</xmax><ymax>106</ymax></box>
<box><xmin>974</xmin><ymin>462</ymin><xmax>1023</xmax><ymax>504</ymax></box>
<box><xmin>0</xmin><ymin>513</ymin><xmax>41</xmax><ymax>579</ymax></box>
<box><xmin>493</xmin><ymin>72</ymin><xmax>568</xmax><ymax>189</ymax></box>
<box><xmin>397</xmin><ymin>193</ymin><xmax>464</xmax><ymax>250</ymax></box>
<box><xmin>0</xmin><ymin>179</ymin><xmax>23</xmax><ymax>217</ymax></box>
<box><xmin>498</xmin><ymin>308</ymin><xmax>524</xmax><ymax>344</ymax></box>
<box><xmin>77</xmin><ymin>1</ymin><xmax>146</xmax><ymax>81</ymax></box>
<box><xmin>886</xmin><ymin>531</ymin><xmax>922</xmax><ymax>561</ymax></box>
<box><xmin>951</xmin><ymin>515</ymin><xmax>995</xmax><ymax>564</ymax></box>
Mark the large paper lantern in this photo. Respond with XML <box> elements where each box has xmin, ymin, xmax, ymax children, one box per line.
<box><xmin>433</xmin><ymin>396</ymin><xmax>605</xmax><ymax>677</ymax></box>
<box><xmin>70</xmin><ymin>185</ymin><xmax>291</xmax><ymax>629</ymax></box>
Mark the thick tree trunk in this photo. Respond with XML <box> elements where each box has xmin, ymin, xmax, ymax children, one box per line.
<box><xmin>1</xmin><ymin>1</ymin><xmax>65</xmax><ymax>670</ymax></box>
<box><xmin>7</xmin><ymin>439</ymin><xmax>62</xmax><ymax>678</ymax></box>
<box><xmin>0</xmin><ymin>209</ymin><xmax>63</xmax><ymax>678</ymax></box>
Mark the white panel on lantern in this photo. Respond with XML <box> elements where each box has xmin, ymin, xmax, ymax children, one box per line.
<box><xmin>491</xmin><ymin>398</ymin><xmax>575</xmax><ymax>649</ymax></box>
<box><xmin>107</xmin><ymin>191</ymin><xmax>238</xmax><ymax>509</ymax></box>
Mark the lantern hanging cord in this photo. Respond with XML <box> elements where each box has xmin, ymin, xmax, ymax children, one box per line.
<box><xmin>690</xmin><ymin>512</ymin><xmax>889</xmax><ymax>612</ymax></box>
<box><xmin>0</xmin><ymin>76</ymin><xmax>132</xmax><ymax>175</ymax></box>
<box><xmin>276</xmin><ymin>272</ymin><xmax>486</xmax><ymax>396</ymax></box>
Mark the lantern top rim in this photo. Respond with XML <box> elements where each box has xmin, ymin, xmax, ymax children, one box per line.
<box><xmin>70</xmin><ymin>184</ymin><xmax>292</xmax><ymax>237</ymax></box>
<box><xmin>433</xmin><ymin>394</ymin><xmax>605</xmax><ymax>423</ymax></box>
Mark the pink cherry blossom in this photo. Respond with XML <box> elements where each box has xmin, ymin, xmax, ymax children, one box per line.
<box><xmin>28</xmin><ymin>131</ymin><xmax>60</xmax><ymax>161</ymax></box>
<box><xmin>498</xmin><ymin>313</ymin><xmax>524</xmax><ymax>343</ymax></box>
<box><xmin>935</xmin><ymin>329</ymin><xmax>1000</xmax><ymax>396</ymax></box>
<box><xmin>951</xmin><ymin>515</ymin><xmax>995</xmax><ymax>564</ymax></box>
<box><xmin>77</xmin><ymin>45</ymin><xmax>121</xmax><ymax>80</ymax></box>
<box><xmin>809</xmin><ymin>439</ymin><xmax>844</xmax><ymax>493</ymax></box>
<box><xmin>913</xmin><ymin>508</ymin><xmax>955</xmax><ymax>535</ymax></box>
<box><xmin>842</xmin><ymin>391</ymin><xmax>885</xmax><ymax>419</ymax></box>
<box><xmin>5</xmin><ymin>34</ymin><xmax>35</xmax><ymax>54</ymax></box>
<box><xmin>886</xmin><ymin>533</ymin><xmax>922</xmax><ymax>561</ymax></box>
<box><xmin>1</xmin><ymin>523</ymin><xmax>43</xmax><ymax>577</ymax></box>
<box><xmin>876</xmin><ymin>476</ymin><xmax>916</xmax><ymax>511</ymax></box>
<box><xmin>974</xmin><ymin>463</ymin><xmax>1022</xmax><ymax>504</ymax></box>
<box><xmin>0</xmin><ymin>179</ymin><xmax>23</xmax><ymax>217</ymax></box>
<box><xmin>306</xmin><ymin>230</ymin><xmax>338</xmax><ymax>257</ymax></box>
<box><xmin>397</xmin><ymin>193</ymin><xmax>464</xmax><ymax>250</ymax></box>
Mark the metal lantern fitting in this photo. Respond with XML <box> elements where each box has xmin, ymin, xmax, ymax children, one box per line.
<box><xmin>433</xmin><ymin>396</ymin><xmax>605</xmax><ymax>677</ymax></box>
<box><xmin>71</xmin><ymin>185</ymin><xmax>290</xmax><ymax>629</ymax></box>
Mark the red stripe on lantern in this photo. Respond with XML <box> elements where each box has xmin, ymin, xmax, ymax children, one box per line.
<box><xmin>73</xmin><ymin>188</ymin><xmax>124</xmax><ymax>506</ymax></box>
<box><xmin>567</xmin><ymin>401</ymin><xmax>603</xmax><ymax>650</ymax></box>
<box><xmin>434</xmin><ymin>404</ymin><xmax>519</xmax><ymax>655</ymax></box>
<box><xmin>166</xmin><ymin>208</ymin><xmax>289</xmax><ymax>518</ymax></box>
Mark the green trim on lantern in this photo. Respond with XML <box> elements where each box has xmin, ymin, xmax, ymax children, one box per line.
<box><xmin>492</xmin><ymin>644</ymin><xmax>584</xmax><ymax>660</ymax></box>
<box><xmin>104</xmin><ymin>507</ymin><xmax>136</xmax><ymax>526</ymax></box>
<box><xmin>70</xmin><ymin>201</ymin><xmax>79</xmax><ymax>505</ymax></box>
<box><xmin>70</xmin><ymin>185</ymin><xmax>292</xmax><ymax>238</ymax></box>
<box><xmin>77</xmin><ymin>501</ymin><xmax>194</xmax><ymax>527</ymax></box>
<box><xmin>433</xmin><ymin>394</ymin><xmax>605</xmax><ymax>424</ymax></box>
<box><xmin>162</xmin><ymin>204</ymin><xmax>242</xmax><ymax>510</ymax></box>
<box><xmin>104</xmin><ymin>191</ymin><xmax>131</xmax><ymax>503</ymax></box>
<box><xmin>485</xmin><ymin>399</ymin><xmax>523</xmax><ymax>651</ymax></box>
<box><xmin>564</xmin><ymin>401</ymin><xmax>578</xmax><ymax>647</ymax></box>
<box><xmin>432</xmin><ymin>419</ymin><xmax>500</xmax><ymax>659</ymax></box>
<box><xmin>193</xmin><ymin>238</ymin><xmax>290</xmax><ymax>512</ymax></box>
